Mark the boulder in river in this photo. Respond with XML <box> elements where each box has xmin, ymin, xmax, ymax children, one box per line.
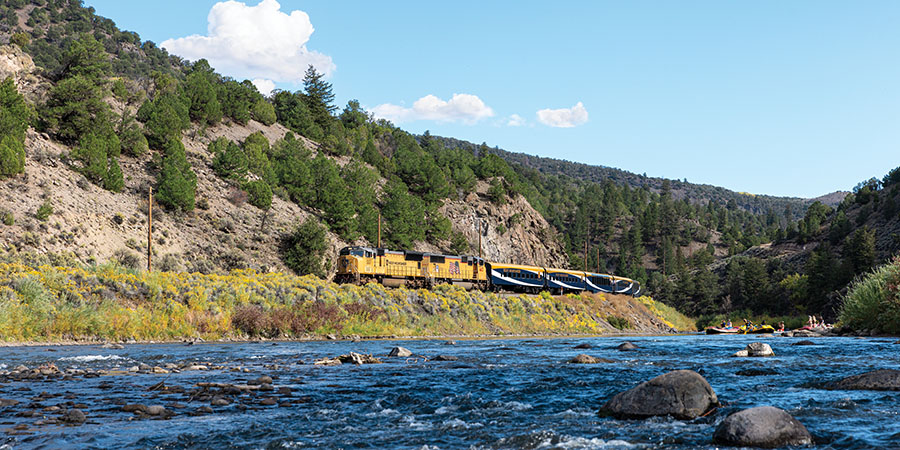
<box><xmin>616</xmin><ymin>342</ymin><xmax>638</xmax><ymax>351</ymax></box>
<box><xmin>389</xmin><ymin>347</ymin><xmax>413</xmax><ymax>357</ymax></box>
<box><xmin>62</xmin><ymin>409</ymin><xmax>86</xmax><ymax>424</ymax></box>
<box><xmin>827</xmin><ymin>369</ymin><xmax>900</xmax><ymax>391</ymax></box>
<box><xmin>733</xmin><ymin>342</ymin><xmax>774</xmax><ymax>357</ymax></box>
<box><xmin>713</xmin><ymin>406</ymin><xmax>812</xmax><ymax>448</ymax></box>
<box><xmin>568</xmin><ymin>354</ymin><xmax>613</xmax><ymax>364</ymax></box>
<box><xmin>574</xmin><ymin>343</ymin><xmax>592</xmax><ymax>349</ymax></box>
<box><xmin>101</xmin><ymin>342</ymin><xmax>124</xmax><ymax>349</ymax></box>
<box><xmin>433</xmin><ymin>355</ymin><xmax>459</xmax><ymax>361</ymax></box>
<box><xmin>598</xmin><ymin>370</ymin><xmax>718</xmax><ymax>420</ymax></box>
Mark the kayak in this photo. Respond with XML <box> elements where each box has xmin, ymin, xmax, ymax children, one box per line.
<box><xmin>740</xmin><ymin>325</ymin><xmax>775</xmax><ymax>334</ymax></box>
<box><xmin>706</xmin><ymin>327</ymin><xmax>740</xmax><ymax>334</ymax></box>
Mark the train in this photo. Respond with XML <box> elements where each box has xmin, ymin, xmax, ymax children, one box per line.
<box><xmin>334</xmin><ymin>246</ymin><xmax>642</xmax><ymax>296</ymax></box>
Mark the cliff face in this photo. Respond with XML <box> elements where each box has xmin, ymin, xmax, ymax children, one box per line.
<box><xmin>440</xmin><ymin>181</ymin><xmax>568</xmax><ymax>267</ymax></box>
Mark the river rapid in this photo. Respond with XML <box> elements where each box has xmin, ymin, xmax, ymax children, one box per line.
<box><xmin>0</xmin><ymin>335</ymin><xmax>898</xmax><ymax>449</ymax></box>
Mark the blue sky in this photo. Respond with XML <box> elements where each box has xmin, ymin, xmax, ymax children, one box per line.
<box><xmin>85</xmin><ymin>0</ymin><xmax>900</xmax><ymax>198</ymax></box>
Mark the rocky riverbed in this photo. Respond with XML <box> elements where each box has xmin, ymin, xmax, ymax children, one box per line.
<box><xmin>0</xmin><ymin>335</ymin><xmax>898</xmax><ymax>448</ymax></box>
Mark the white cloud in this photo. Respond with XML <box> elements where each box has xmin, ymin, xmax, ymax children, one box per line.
<box><xmin>372</xmin><ymin>94</ymin><xmax>494</xmax><ymax>124</ymax></box>
<box><xmin>251</xmin><ymin>78</ymin><xmax>275</xmax><ymax>96</ymax></box>
<box><xmin>161</xmin><ymin>0</ymin><xmax>335</xmax><ymax>84</ymax></box>
<box><xmin>507</xmin><ymin>114</ymin><xmax>526</xmax><ymax>127</ymax></box>
<box><xmin>536</xmin><ymin>102</ymin><xmax>589</xmax><ymax>128</ymax></box>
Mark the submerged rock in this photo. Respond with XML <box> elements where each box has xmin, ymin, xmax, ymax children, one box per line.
<box><xmin>713</xmin><ymin>406</ymin><xmax>812</xmax><ymax>448</ymax></box>
<box><xmin>433</xmin><ymin>355</ymin><xmax>459</xmax><ymax>361</ymax></box>
<box><xmin>792</xmin><ymin>340</ymin><xmax>817</xmax><ymax>346</ymax></box>
<box><xmin>616</xmin><ymin>342</ymin><xmax>638</xmax><ymax>351</ymax></box>
<box><xmin>568</xmin><ymin>354</ymin><xmax>613</xmax><ymax>364</ymax></box>
<box><xmin>736</xmin><ymin>368</ymin><xmax>778</xmax><ymax>377</ymax></box>
<box><xmin>389</xmin><ymin>347</ymin><xmax>413</xmax><ymax>357</ymax></box>
<box><xmin>574</xmin><ymin>343</ymin><xmax>592</xmax><ymax>349</ymax></box>
<box><xmin>598</xmin><ymin>370</ymin><xmax>718</xmax><ymax>420</ymax></box>
<box><xmin>101</xmin><ymin>343</ymin><xmax>124</xmax><ymax>349</ymax></box>
<box><xmin>827</xmin><ymin>369</ymin><xmax>900</xmax><ymax>391</ymax></box>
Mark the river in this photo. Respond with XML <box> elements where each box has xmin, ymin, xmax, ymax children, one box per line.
<box><xmin>0</xmin><ymin>335</ymin><xmax>898</xmax><ymax>449</ymax></box>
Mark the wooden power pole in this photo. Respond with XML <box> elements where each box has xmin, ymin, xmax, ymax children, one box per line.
<box><xmin>147</xmin><ymin>187</ymin><xmax>153</xmax><ymax>272</ymax></box>
<box><xmin>377</xmin><ymin>212</ymin><xmax>382</xmax><ymax>248</ymax></box>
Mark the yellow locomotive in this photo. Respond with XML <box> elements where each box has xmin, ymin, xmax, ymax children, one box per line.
<box><xmin>336</xmin><ymin>246</ymin><xmax>642</xmax><ymax>296</ymax></box>
<box><xmin>335</xmin><ymin>246</ymin><xmax>489</xmax><ymax>290</ymax></box>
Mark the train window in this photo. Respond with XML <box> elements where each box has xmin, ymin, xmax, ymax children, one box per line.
<box><xmin>350</xmin><ymin>250</ymin><xmax>364</xmax><ymax>256</ymax></box>
<box><xmin>339</xmin><ymin>248</ymin><xmax>351</xmax><ymax>256</ymax></box>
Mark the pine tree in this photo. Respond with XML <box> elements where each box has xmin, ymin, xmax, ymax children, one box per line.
<box><xmin>0</xmin><ymin>77</ymin><xmax>31</xmax><ymax>178</ymax></box>
<box><xmin>156</xmin><ymin>139</ymin><xmax>197</xmax><ymax>212</ymax></box>
<box><xmin>282</xmin><ymin>220</ymin><xmax>327</xmax><ymax>277</ymax></box>
<box><xmin>302</xmin><ymin>65</ymin><xmax>335</xmax><ymax>129</ymax></box>
<box><xmin>104</xmin><ymin>157</ymin><xmax>124</xmax><ymax>192</ymax></box>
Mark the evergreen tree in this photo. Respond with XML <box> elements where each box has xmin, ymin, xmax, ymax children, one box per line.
<box><xmin>211</xmin><ymin>138</ymin><xmax>248</xmax><ymax>180</ymax></box>
<box><xmin>156</xmin><ymin>139</ymin><xmax>197</xmax><ymax>212</ymax></box>
<box><xmin>0</xmin><ymin>77</ymin><xmax>31</xmax><ymax>178</ymax></box>
<box><xmin>271</xmin><ymin>133</ymin><xmax>312</xmax><ymax>204</ymax></box>
<box><xmin>183</xmin><ymin>70</ymin><xmax>222</xmax><ymax>125</ymax></box>
<box><xmin>251</xmin><ymin>98</ymin><xmax>276</xmax><ymax>125</ymax></box>
<box><xmin>137</xmin><ymin>92</ymin><xmax>190</xmax><ymax>149</ymax></box>
<box><xmin>41</xmin><ymin>75</ymin><xmax>111</xmax><ymax>144</ymax></box>
<box><xmin>58</xmin><ymin>33</ymin><xmax>109</xmax><ymax>81</ymax></box>
<box><xmin>302</xmin><ymin>65</ymin><xmax>335</xmax><ymax>129</ymax></box>
<box><xmin>282</xmin><ymin>220</ymin><xmax>327</xmax><ymax>277</ymax></box>
<box><xmin>310</xmin><ymin>153</ymin><xmax>353</xmax><ymax>237</ymax></box>
<box><xmin>104</xmin><ymin>156</ymin><xmax>124</xmax><ymax>192</ymax></box>
<box><xmin>382</xmin><ymin>178</ymin><xmax>425</xmax><ymax>248</ymax></box>
<box><xmin>243</xmin><ymin>180</ymin><xmax>273</xmax><ymax>210</ymax></box>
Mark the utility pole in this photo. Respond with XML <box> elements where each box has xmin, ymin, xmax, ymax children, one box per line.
<box><xmin>597</xmin><ymin>247</ymin><xmax>600</xmax><ymax>273</ymax></box>
<box><xmin>147</xmin><ymin>187</ymin><xmax>152</xmax><ymax>272</ymax></box>
<box><xmin>377</xmin><ymin>212</ymin><xmax>382</xmax><ymax>248</ymax></box>
<box><xmin>478</xmin><ymin>217</ymin><xmax>482</xmax><ymax>259</ymax></box>
<box><xmin>583</xmin><ymin>241</ymin><xmax>588</xmax><ymax>271</ymax></box>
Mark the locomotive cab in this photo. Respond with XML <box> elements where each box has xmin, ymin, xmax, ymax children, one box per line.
<box><xmin>335</xmin><ymin>246</ymin><xmax>376</xmax><ymax>284</ymax></box>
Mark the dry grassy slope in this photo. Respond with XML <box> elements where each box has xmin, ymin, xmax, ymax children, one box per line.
<box><xmin>0</xmin><ymin>45</ymin><xmax>569</xmax><ymax>276</ymax></box>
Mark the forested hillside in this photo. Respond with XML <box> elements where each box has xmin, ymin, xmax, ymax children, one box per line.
<box><xmin>2</xmin><ymin>0</ymin><xmax>893</xmax><ymax>324</ymax></box>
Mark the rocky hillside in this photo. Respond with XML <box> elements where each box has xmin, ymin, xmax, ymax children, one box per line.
<box><xmin>0</xmin><ymin>43</ymin><xmax>565</xmax><ymax>276</ymax></box>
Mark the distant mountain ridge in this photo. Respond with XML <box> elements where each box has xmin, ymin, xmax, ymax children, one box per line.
<box><xmin>427</xmin><ymin>135</ymin><xmax>846</xmax><ymax>220</ymax></box>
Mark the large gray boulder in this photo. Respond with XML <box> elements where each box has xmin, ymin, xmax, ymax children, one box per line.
<box><xmin>599</xmin><ymin>370</ymin><xmax>718</xmax><ymax>419</ymax></box>
<box><xmin>827</xmin><ymin>369</ymin><xmax>900</xmax><ymax>391</ymax></box>
<box><xmin>713</xmin><ymin>406</ymin><xmax>812</xmax><ymax>448</ymax></box>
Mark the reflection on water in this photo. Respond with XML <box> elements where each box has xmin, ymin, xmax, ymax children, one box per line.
<box><xmin>0</xmin><ymin>335</ymin><xmax>898</xmax><ymax>449</ymax></box>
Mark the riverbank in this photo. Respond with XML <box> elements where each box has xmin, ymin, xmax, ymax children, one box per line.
<box><xmin>0</xmin><ymin>259</ymin><xmax>694</xmax><ymax>343</ymax></box>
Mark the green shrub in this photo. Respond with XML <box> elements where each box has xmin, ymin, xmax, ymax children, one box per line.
<box><xmin>1</xmin><ymin>210</ymin><xmax>13</xmax><ymax>226</ymax></box>
<box><xmin>839</xmin><ymin>256</ymin><xmax>900</xmax><ymax>334</ymax></box>
<box><xmin>282</xmin><ymin>220</ymin><xmax>327</xmax><ymax>277</ymax></box>
<box><xmin>35</xmin><ymin>199</ymin><xmax>53</xmax><ymax>221</ymax></box>
<box><xmin>243</xmin><ymin>180</ymin><xmax>272</xmax><ymax>210</ymax></box>
<box><xmin>606</xmin><ymin>315</ymin><xmax>632</xmax><ymax>330</ymax></box>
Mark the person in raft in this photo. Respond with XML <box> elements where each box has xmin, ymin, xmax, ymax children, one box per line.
<box><xmin>777</xmin><ymin>321</ymin><xmax>785</xmax><ymax>332</ymax></box>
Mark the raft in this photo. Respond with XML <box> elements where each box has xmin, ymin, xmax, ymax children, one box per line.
<box><xmin>705</xmin><ymin>327</ymin><xmax>740</xmax><ymax>335</ymax></box>
<box><xmin>739</xmin><ymin>325</ymin><xmax>776</xmax><ymax>334</ymax></box>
